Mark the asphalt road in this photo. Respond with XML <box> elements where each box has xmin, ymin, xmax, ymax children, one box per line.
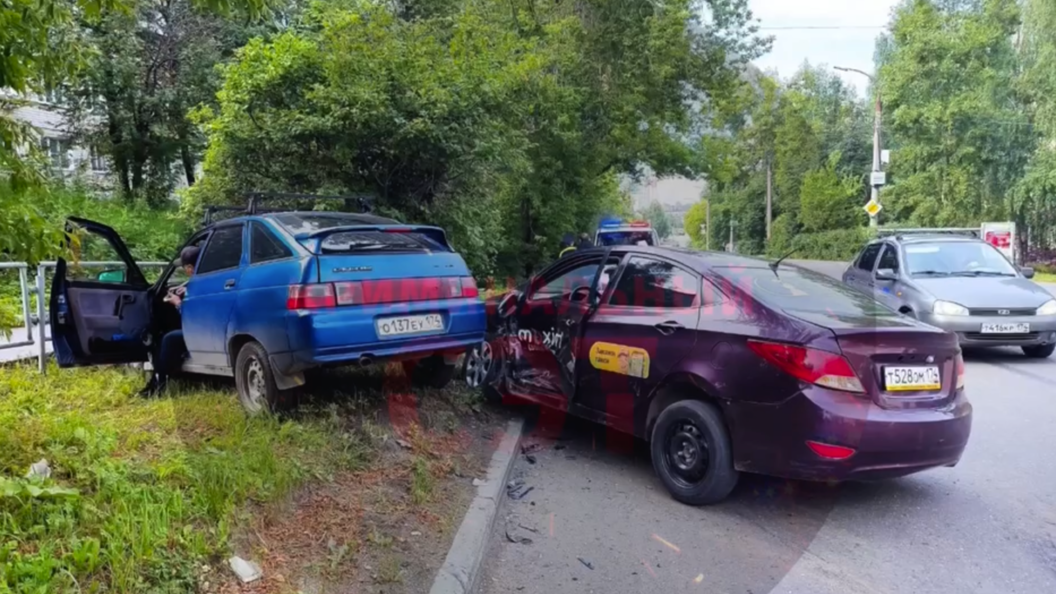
<box><xmin>476</xmin><ymin>263</ymin><xmax>1056</xmax><ymax>594</ymax></box>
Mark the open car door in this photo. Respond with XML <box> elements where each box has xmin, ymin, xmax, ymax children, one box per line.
<box><xmin>50</xmin><ymin>217</ymin><xmax>151</xmax><ymax>367</ymax></box>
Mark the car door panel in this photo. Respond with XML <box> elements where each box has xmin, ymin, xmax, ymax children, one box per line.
<box><xmin>873</xmin><ymin>243</ymin><xmax>903</xmax><ymax>310</ymax></box>
<box><xmin>506</xmin><ymin>255</ymin><xmax>606</xmax><ymax>410</ymax></box>
<box><xmin>181</xmin><ymin>224</ymin><xmax>246</xmax><ymax>368</ymax></box>
<box><xmin>575</xmin><ymin>255</ymin><xmax>702</xmax><ymax>438</ymax></box>
<box><xmin>50</xmin><ymin>217</ymin><xmax>150</xmax><ymax>367</ymax></box>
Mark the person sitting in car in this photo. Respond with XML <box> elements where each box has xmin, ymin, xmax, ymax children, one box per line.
<box><xmin>140</xmin><ymin>245</ymin><xmax>199</xmax><ymax>396</ymax></box>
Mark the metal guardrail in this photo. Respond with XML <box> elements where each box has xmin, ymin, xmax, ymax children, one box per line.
<box><xmin>2</xmin><ymin>260</ymin><xmax>168</xmax><ymax>372</ymax></box>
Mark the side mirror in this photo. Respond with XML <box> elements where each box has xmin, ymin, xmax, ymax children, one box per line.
<box><xmin>874</xmin><ymin>268</ymin><xmax>897</xmax><ymax>282</ymax></box>
<box><xmin>97</xmin><ymin>269</ymin><xmax>126</xmax><ymax>283</ymax></box>
<box><xmin>1019</xmin><ymin>266</ymin><xmax>1035</xmax><ymax>279</ymax></box>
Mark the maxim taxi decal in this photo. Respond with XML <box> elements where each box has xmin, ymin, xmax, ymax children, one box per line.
<box><xmin>589</xmin><ymin>342</ymin><xmax>650</xmax><ymax>379</ymax></box>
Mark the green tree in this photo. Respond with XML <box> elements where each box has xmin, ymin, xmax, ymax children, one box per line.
<box><xmin>0</xmin><ymin>0</ymin><xmax>265</xmax><ymax>262</ymax></box>
<box><xmin>877</xmin><ymin>0</ymin><xmax>1030</xmax><ymax>226</ymax></box>
<box><xmin>798</xmin><ymin>154</ymin><xmax>865</xmax><ymax>232</ymax></box>
<box><xmin>188</xmin><ymin>0</ymin><xmax>768</xmax><ymax>276</ymax></box>
<box><xmin>641</xmin><ymin>201</ymin><xmax>672</xmax><ymax>239</ymax></box>
<box><xmin>683</xmin><ymin>200</ymin><xmax>708</xmax><ymax>248</ymax></box>
<box><xmin>1013</xmin><ymin>0</ymin><xmax>1056</xmax><ymax>250</ymax></box>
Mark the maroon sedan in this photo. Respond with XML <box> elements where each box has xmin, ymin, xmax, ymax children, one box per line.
<box><xmin>467</xmin><ymin>246</ymin><xmax>972</xmax><ymax>505</ymax></box>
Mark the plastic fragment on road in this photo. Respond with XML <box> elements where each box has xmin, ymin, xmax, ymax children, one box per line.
<box><xmin>26</xmin><ymin>459</ymin><xmax>51</xmax><ymax>479</ymax></box>
<box><xmin>694</xmin><ymin>574</ymin><xmax>704</xmax><ymax>584</ymax></box>
<box><xmin>228</xmin><ymin>556</ymin><xmax>263</xmax><ymax>583</ymax></box>
<box><xmin>578</xmin><ymin>557</ymin><xmax>594</xmax><ymax>570</ymax></box>
<box><xmin>652</xmin><ymin>533</ymin><xmax>681</xmax><ymax>554</ymax></box>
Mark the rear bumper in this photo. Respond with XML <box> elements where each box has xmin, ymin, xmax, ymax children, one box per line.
<box><xmin>728</xmin><ymin>386</ymin><xmax>972</xmax><ymax>482</ymax></box>
<box><xmin>918</xmin><ymin>312</ymin><xmax>1056</xmax><ymax>347</ymax></box>
<box><xmin>279</xmin><ymin>298</ymin><xmax>486</xmax><ymax>372</ymax></box>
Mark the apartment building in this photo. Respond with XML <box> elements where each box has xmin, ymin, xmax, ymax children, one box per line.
<box><xmin>3</xmin><ymin>89</ymin><xmax>111</xmax><ymax>184</ymax></box>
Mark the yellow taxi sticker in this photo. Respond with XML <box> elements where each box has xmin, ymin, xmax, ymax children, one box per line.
<box><xmin>589</xmin><ymin>342</ymin><xmax>651</xmax><ymax>379</ymax></box>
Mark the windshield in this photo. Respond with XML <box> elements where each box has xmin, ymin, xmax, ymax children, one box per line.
<box><xmin>904</xmin><ymin>241</ymin><xmax>1017</xmax><ymax>277</ymax></box>
<box><xmin>596</xmin><ymin>230</ymin><xmax>655</xmax><ymax>246</ymax></box>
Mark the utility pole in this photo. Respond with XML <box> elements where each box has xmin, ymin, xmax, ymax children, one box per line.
<box><xmin>765</xmin><ymin>162</ymin><xmax>773</xmax><ymax>241</ymax></box>
<box><xmin>835</xmin><ymin>66</ymin><xmax>882</xmax><ymax>228</ymax></box>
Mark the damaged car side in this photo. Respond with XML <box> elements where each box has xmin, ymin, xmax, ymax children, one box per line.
<box><xmin>475</xmin><ymin>246</ymin><xmax>972</xmax><ymax>505</ymax></box>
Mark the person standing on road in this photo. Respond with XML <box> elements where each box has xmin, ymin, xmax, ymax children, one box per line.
<box><xmin>559</xmin><ymin>234</ymin><xmax>576</xmax><ymax>258</ymax></box>
<box><xmin>140</xmin><ymin>245</ymin><xmax>199</xmax><ymax>396</ymax></box>
<box><xmin>576</xmin><ymin>232</ymin><xmax>594</xmax><ymax>250</ymax></box>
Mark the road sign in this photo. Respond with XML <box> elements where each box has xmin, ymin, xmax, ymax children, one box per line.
<box><xmin>870</xmin><ymin>171</ymin><xmax>887</xmax><ymax>186</ymax></box>
<box><xmin>864</xmin><ymin>198</ymin><xmax>882</xmax><ymax>217</ymax></box>
<box><xmin>881</xmin><ymin>150</ymin><xmax>891</xmax><ymax>166</ymax></box>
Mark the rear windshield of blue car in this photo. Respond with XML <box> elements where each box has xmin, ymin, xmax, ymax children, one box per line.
<box><xmin>273</xmin><ymin>214</ymin><xmax>448</xmax><ymax>252</ymax></box>
<box><xmin>317</xmin><ymin>230</ymin><xmax>443</xmax><ymax>253</ymax></box>
<box><xmin>714</xmin><ymin>266</ymin><xmax>898</xmax><ymax>317</ymax></box>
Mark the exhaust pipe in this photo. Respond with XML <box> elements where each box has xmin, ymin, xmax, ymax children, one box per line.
<box><xmin>358</xmin><ymin>356</ymin><xmax>373</xmax><ymax>368</ymax></box>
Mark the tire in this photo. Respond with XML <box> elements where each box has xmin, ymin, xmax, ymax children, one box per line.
<box><xmin>650</xmin><ymin>399</ymin><xmax>739</xmax><ymax>506</ymax></box>
<box><xmin>1022</xmin><ymin>343</ymin><xmax>1056</xmax><ymax>359</ymax></box>
<box><xmin>403</xmin><ymin>355</ymin><xmax>457</xmax><ymax>389</ymax></box>
<box><xmin>234</xmin><ymin>341</ymin><xmax>285</xmax><ymax>415</ymax></box>
<box><xmin>463</xmin><ymin>338</ymin><xmax>502</xmax><ymax>402</ymax></box>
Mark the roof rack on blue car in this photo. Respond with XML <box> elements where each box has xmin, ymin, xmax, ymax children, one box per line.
<box><xmin>201</xmin><ymin>191</ymin><xmax>378</xmax><ymax>226</ymax></box>
<box><xmin>876</xmin><ymin>227</ymin><xmax>981</xmax><ymax>240</ymax></box>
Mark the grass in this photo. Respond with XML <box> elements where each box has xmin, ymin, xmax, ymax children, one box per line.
<box><xmin>0</xmin><ymin>363</ymin><xmax>362</xmax><ymax>593</ymax></box>
<box><xmin>1035</xmin><ymin>271</ymin><xmax>1056</xmax><ymax>283</ymax></box>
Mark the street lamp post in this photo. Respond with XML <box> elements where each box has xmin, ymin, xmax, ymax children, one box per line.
<box><xmin>835</xmin><ymin>66</ymin><xmax>882</xmax><ymax>228</ymax></box>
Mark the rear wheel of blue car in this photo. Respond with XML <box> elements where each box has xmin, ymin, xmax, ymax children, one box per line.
<box><xmin>650</xmin><ymin>399</ymin><xmax>738</xmax><ymax>506</ymax></box>
<box><xmin>403</xmin><ymin>355</ymin><xmax>457</xmax><ymax>389</ymax></box>
<box><xmin>235</xmin><ymin>341</ymin><xmax>283</xmax><ymax>415</ymax></box>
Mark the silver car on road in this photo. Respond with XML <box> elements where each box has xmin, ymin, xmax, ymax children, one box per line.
<box><xmin>843</xmin><ymin>233</ymin><xmax>1056</xmax><ymax>358</ymax></box>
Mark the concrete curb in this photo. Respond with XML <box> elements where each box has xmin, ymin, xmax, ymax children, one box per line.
<box><xmin>429</xmin><ymin>417</ymin><xmax>524</xmax><ymax>594</ymax></box>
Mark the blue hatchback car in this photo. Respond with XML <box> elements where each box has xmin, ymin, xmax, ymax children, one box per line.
<box><xmin>50</xmin><ymin>212</ymin><xmax>487</xmax><ymax>413</ymax></box>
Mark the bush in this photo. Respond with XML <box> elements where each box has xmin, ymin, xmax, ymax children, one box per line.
<box><xmin>788</xmin><ymin>227</ymin><xmax>872</xmax><ymax>261</ymax></box>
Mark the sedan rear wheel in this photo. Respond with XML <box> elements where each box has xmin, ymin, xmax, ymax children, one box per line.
<box><xmin>1023</xmin><ymin>343</ymin><xmax>1055</xmax><ymax>359</ymax></box>
<box><xmin>650</xmin><ymin>399</ymin><xmax>738</xmax><ymax>505</ymax></box>
<box><xmin>464</xmin><ymin>341</ymin><xmax>493</xmax><ymax>388</ymax></box>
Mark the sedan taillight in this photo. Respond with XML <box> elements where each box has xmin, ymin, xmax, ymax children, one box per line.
<box><xmin>747</xmin><ymin>339</ymin><xmax>865</xmax><ymax>393</ymax></box>
<box><xmin>955</xmin><ymin>352</ymin><xmax>966</xmax><ymax>391</ymax></box>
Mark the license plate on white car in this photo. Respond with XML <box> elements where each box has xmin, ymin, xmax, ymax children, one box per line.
<box><xmin>883</xmin><ymin>366</ymin><xmax>941</xmax><ymax>392</ymax></box>
<box><xmin>376</xmin><ymin>314</ymin><xmax>444</xmax><ymax>337</ymax></box>
<box><xmin>980</xmin><ymin>322</ymin><xmax>1030</xmax><ymax>334</ymax></box>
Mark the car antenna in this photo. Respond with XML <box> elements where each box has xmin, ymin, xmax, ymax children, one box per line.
<box><xmin>768</xmin><ymin>247</ymin><xmax>798</xmax><ymax>276</ymax></box>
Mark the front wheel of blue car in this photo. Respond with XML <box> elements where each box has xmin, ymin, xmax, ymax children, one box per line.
<box><xmin>235</xmin><ymin>341</ymin><xmax>284</xmax><ymax>415</ymax></box>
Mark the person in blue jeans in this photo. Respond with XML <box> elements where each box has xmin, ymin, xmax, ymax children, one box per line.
<box><xmin>140</xmin><ymin>246</ymin><xmax>199</xmax><ymax>396</ymax></box>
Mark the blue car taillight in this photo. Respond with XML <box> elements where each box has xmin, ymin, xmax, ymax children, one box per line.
<box><xmin>287</xmin><ymin>284</ymin><xmax>337</xmax><ymax>309</ymax></box>
<box><xmin>329</xmin><ymin>277</ymin><xmax>479</xmax><ymax>306</ymax></box>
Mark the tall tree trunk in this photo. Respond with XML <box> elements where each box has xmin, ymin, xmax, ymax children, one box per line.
<box><xmin>180</xmin><ymin>144</ymin><xmax>196</xmax><ymax>186</ymax></box>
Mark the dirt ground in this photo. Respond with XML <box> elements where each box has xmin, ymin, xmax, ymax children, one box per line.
<box><xmin>209</xmin><ymin>365</ymin><xmax>512</xmax><ymax>594</ymax></box>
